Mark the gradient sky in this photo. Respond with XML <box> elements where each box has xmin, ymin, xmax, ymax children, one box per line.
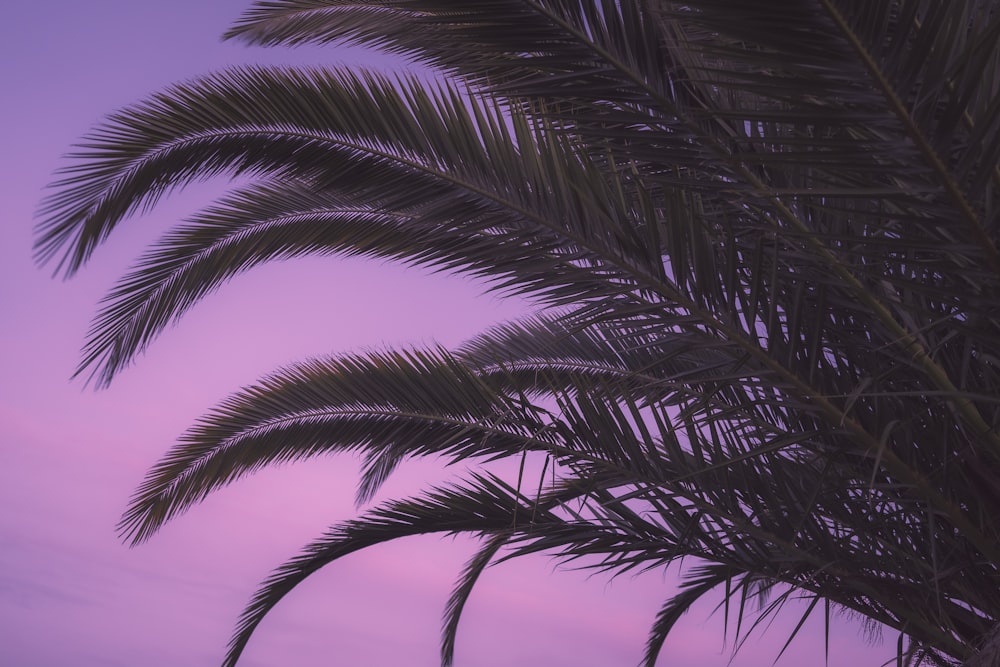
<box><xmin>2</xmin><ymin>3</ymin><xmax>894</xmax><ymax>666</ymax></box>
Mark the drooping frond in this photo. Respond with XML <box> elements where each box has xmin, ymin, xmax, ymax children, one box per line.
<box><xmin>642</xmin><ymin>564</ymin><xmax>741</xmax><ymax>667</ymax></box>
<box><xmin>76</xmin><ymin>176</ymin><xmax>643</xmax><ymax>386</ymax></box>
<box><xmin>220</xmin><ymin>474</ymin><xmax>533</xmax><ymax>667</ymax></box>
<box><xmin>36</xmin><ymin>66</ymin><xmax>662</xmax><ymax>281</ymax></box>
<box><xmin>118</xmin><ymin>349</ymin><xmax>561</xmax><ymax>544</ymax></box>
<box><xmin>441</xmin><ymin>534</ymin><xmax>508</xmax><ymax>667</ymax></box>
<box><xmin>38</xmin><ymin>65</ymin><xmax>684</xmax><ymax>386</ymax></box>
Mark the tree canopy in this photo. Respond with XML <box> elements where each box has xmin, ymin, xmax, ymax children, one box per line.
<box><xmin>38</xmin><ymin>2</ymin><xmax>1000</xmax><ymax>665</ymax></box>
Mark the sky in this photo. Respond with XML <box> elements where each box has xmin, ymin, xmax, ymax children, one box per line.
<box><xmin>1</xmin><ymin>3</ymin><xmax>894</xmax><ymax>666</ymax></box>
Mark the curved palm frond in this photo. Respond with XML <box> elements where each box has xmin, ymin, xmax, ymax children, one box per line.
<box><xmin>118</xmin><ymin>348</ymin><xmax>564</xmax><ymax>544</ymax></box>
<box><xmin>38</xmin><ymin>65</ymin><xmax>677</xmax><ymax>386</ymax></box>
<box><xmin>642</xmin><ymin>564</ymin><xmax>741</xmax><ymax>667</ymax></box>
<box><xmin>77</xmin><ymin>176</ymin><xmax>639</xmax><ymax>386</ymax></box>
<box><xmin>35</xmin><ymin>65</ymin><xmax>661</xmax><ymax>280</ymax></box>
<box><xmin>441</xmin><ymin>534</ymin><xmax>508</xmax><ymax>667</ymax></box>
<box><xmin>220</xmin><ymin>473</ymin><xmax>531</xmax><ymax>667</ymax></box>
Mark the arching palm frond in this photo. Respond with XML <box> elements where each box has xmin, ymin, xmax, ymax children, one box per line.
<box><xmin>38</xmin><ymin>66</ymin><xmax>674</xmax><ymax>385</ymax></box>
<box><xmin>39</xmin><ymin>1</ymin><xmax>1000</xmax><ymax>665</ymax></box>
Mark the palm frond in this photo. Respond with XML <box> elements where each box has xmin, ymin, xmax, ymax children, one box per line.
<box><xmin>642</xmin><ymin>564</ymin><xmax>740</xmax><ymax>667</ymax></box>
<box><xmin>118</xmin><ymin>349</ymin><xmax>558</xmax><ymax>544</ymax></box>
<box><xmin>38</xmin><ymin>65</ymin><xmax>680</xmax><ymax>385</ymax></box>
<box><xmin>221</xmin><ymin>473</ymin><xmax>531</xmax><ymax>667</ymax></box>
<box><xmin>76</xmin><ymin>177</ymin><xmax>635</xmax><ymax>386</ymax></box>
<box><xmin>36</xmin><ymin>66</ymin><xmax>653</xmax><ymax>277</ymax></box>
<box><xmin>441</xmin><ymin>534</ymin><xmax>507</xmax><ymax>667</ymax></box>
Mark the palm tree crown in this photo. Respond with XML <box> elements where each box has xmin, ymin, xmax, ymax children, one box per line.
<box><xmin>37</xmin><ymin>1</ymin><xmax>1000</xmax><ymax>665</ymax></box>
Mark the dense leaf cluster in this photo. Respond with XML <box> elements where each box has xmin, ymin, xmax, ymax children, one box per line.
<box><xmin>39</xmin><ymin>2</ymin><xmax>1000</xmax><ymax>665</ymax></box>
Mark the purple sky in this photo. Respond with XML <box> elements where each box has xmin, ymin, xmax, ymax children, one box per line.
<box><xmin>2</xmin><ymin>3</ymin><xmax>894</xmax><ymax>665</ymax></box>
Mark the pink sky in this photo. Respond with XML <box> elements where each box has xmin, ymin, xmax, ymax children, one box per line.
<box><xmin>2</xmin><ymin>3</ymin><xmax>894</xmax><ymax>665</ymax></box>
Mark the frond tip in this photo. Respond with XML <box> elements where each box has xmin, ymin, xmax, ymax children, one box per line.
<box><xmin>116</xmin><ymin>348</ymin><xmax>558</xmax><ymax>545</ymax></box>
<box><xmin>221</xmin><ymin>474</ymin><xmax>532</xmax><ymax>667</ymax></box>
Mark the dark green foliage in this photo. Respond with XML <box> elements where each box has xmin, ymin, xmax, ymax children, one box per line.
<box><xmin>39</xmin><ymin>2</ymin><xmax>1000</xmax><ymax>665</ymax></box>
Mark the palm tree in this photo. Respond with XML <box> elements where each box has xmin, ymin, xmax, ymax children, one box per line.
<box><xmin>37</xmin><ymin>1</ymin><xmax>1000</xmax><ymax>665</ymax></box>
